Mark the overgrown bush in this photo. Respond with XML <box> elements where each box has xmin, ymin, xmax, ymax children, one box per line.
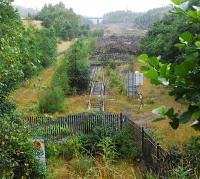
<box><xmin>39</xmin><ymin>87</ymin><xmax>66</xmax><ymax>113</ymax></box>
<box><xmin>106</xmin><ymin>67</ymin><xmax>126</xmax><ymax>95</ymax></box>
<box><xmin>0</xmin><ymin>1</ymin><xmax>55</xmax><ymax>178</ymax></box>
<box><xmin>182</xmin><ymin>136</ymin><xmax>200</xmax><ymax>177</ymax></box>
<box><xmin>69</xmin><ymin>155</ymin><xmax>97</xmax><ymax>177</ymax></box>
<box><xmin>51</xmin><ymin>60</ymin><xmax>70</xmax><ymax>95</ymax></box>
<box><xmin>168</xmin><ymin>136</ymin><xmax>200</xmax><ymax>178</ymax></box>
<box><xmin>98</xmin><ymin>137</ymin><xmax>117</xmax><ymax>165</ymax></box>
<box><xmin>51</xmin><ymin>37</ymin><xmax>96</xmax><ymax>95</ymax></box>
<box><xmin>0</xmin><ymin>116</ymin><xmax>45</xmax><ymax>178</ymax></box>
<box><xmin>115</xmin><ymin>126</ymin><xmax>137</xmax><ymax>160</ymax></box>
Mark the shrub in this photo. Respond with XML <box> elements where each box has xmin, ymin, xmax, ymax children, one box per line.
<box><xmin>106</xmin><ymin>67</ymin><xmax>126</xmax><ymax>95</ymax></box>
<box><xmin>69</xmin><ymin>155</ymin><xmax>96</xmax><ymax>177</ymax></box>
<box><xmin>183</xmin><ymin>136</ymin><xmax>200</xmax><ymax>177</ymax></box>
<box><xmin>97</xmin><ymin>137</ymin><xmax>117</xmax><ymax>165</ymax></box>
<box><xmin>115</xmin><ymin>127</ymin><xmax>137</xmax><ymax>160</ymax></box>
<box><xmin>39</xmin><ymin>87</ymin><xmax>66</xmax><ymax>113</ymax></box>
<box><xmin>51</xmin><ymin>60</ymin><xmax>69</xmax><ymax>95</ymax></box>
<box><xmin>60</xmin><ymin>136</ymin><xmax>83</xmax><ymax>160</ymax></box>
<box><xmin>0</xmin><ymin>116</ymin><xmax>45</xmax><ymax>178</ymax></box>
<box><xmin>77</xmin><ymin>123</ymin><xmax>137</xmax><ymax>161</ymax></box>
<box><xmin>168</xmin><ymin>136</ymin><xmax>200</xmax><ymax>178</ymax></box>
<box><xmin>45</xmin><ymin>141</ymin><xmax>62</xmax><ymax>160</ymax></box>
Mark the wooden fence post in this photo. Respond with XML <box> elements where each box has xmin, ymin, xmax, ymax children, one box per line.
<box><xmin>141</xmin><ymin>127</ymin><xmax>144</xmax><ymax>157</ymax></box>
<box><xmin>156</xmin><ymin>143</ymin><xmax>160</xmax><ymax>174</ymax></box>
<box><xmin>120</xmin><ymin>113</ymin><xmax>123</xmax><ymax>129</ymax></box>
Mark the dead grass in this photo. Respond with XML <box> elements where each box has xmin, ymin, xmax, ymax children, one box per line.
<box><xmin>47</xmin><ymin>158</ymin><xmax>68</xmax><ymax>179</ymax></box>
<box><xmin>62</xmin><ymin>95</ymin><xmax>89</xmax><ymax>115</ymax></box>
<box><xmin>57</xmin><ymin>40</ymin><xmax>74</xmax><ymax>54</ymax></box>
<box><xmin>104</xmin><ymin>61</ymin><xmax>200</xmax><ymax>148</ymax></box>
<box><xmin>47</xmin><ymin>158</ymin><xmax>138</xmax><ymax>179</ymax></box>
<box><xmin>9</xmin><ymin>41</ymin><xmax>74</xmax><ymax>116</ymax></box>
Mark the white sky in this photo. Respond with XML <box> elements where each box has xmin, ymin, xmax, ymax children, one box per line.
<box><xmin>13</xmin><ymin>0</ymin><xmax>172</xmax><ymax>17</ymax></box>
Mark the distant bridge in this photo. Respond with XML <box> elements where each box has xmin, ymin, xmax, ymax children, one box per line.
<box><xmin>86</xmin><ymin>17</ymin><xmax>103</xmax><ymax>25</ymax></box>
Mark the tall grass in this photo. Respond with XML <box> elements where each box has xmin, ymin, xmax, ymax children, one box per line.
<box><xmin>106</xmin><ymin>67</ymin><xmax>126</xmax><ymax>95</ymax></box>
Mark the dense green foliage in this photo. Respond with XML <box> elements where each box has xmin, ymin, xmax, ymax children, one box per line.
<box><xmin>0</xmin><ymin>116</ymin><xmax>45</xmax><ymax>178</ymax></box>
<box><xmin>169</xmin><ymin>136</ymin><xmax>200</xmax><ymax>178</ymax></box>
<box><xmin>102</xmin><ymin>7</ymin><xmax>171</xmax><ymax>29</ymax></box>
<box><xmin>39</xmin><ymin>87</ymin><xmax>66</xmax><ymax>113</ymax></box>
<box><xmin>46</xmin><ymin>122</ymin><xmax>137</xmax><ymax>163</ymax></box>
<box><xmin>51</xmin><ymin>37</ymin><xmax>96</xmax><ymax>96</ymax></box>
<box><xmin>0</xmin><ymin>1</ymin><xmax>57</xmax><ymax>116</ymax></box>
<box><xmin>141</xmin><ymin>14</ymin><xmax>200</xmax><ymax>63</ymax></box>
<box><xmin>140</xmin><ymin>0</ymin><xmax>200</xmax><ymax>130</ymax></box>
<box><xmin>106</xmin><ymin>66</ymin><xmax>126</xmax><ymax>95</ymax></box>
<box><xmin>36</xmin><ymin>2</ymin><xmax>88</xmax><ymax>40</ymax></box>
<box><xmin>0</xmin><ymin>1</ymin><xmax>56</xmax><ymax>177</ymax></box>
<box><xmin>45</xmin><ymin>123</ymin><xmax>137</xmax><ymax>178</ymax></box>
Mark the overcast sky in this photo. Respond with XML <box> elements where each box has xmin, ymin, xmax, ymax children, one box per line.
<box><xmin>13</xmin><ymin>0</ymin><xmax>172</xmax><ymax>17</ymax></box>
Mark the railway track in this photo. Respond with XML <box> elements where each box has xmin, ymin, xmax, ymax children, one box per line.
<box><xmin>88</xmin><ymin>65</ymin><xmax>105</xmax><ymax>111</ymax></box>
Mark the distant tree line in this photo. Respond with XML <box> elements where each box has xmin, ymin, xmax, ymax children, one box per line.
<box><xmin>35</xmin><ymin>2</ymin><xmax>90</xmax><ymax>40</ymax></box>
<box><xmin>102</xmin><ymin>6</ymin><xmax>171</xmax><ymax>29</ymax></box>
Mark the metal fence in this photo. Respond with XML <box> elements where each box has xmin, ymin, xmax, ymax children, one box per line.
<box><xmin>26</xmin><ymin>113</ymin><xmax>177</xmax><ymax>178</ymax></box>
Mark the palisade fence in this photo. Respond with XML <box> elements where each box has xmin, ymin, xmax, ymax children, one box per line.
<box><xmin>25</xmin><ymin>113</ymin><xmax>178</xmax><ymax>178</ymax></box>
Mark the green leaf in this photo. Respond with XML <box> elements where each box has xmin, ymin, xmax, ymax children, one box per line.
<box><xmin>165</xmin><ymin>108</ymin><xmax>175</xmax><ymax>118</ymax></box>
<box><xmin>160</xmin><ymin>64</ymin><xmax>168</xmax><ymax>77</ymax></box>
<box><xmin>180</xmin><ymin>32</ymin><xmax>193</xmax><ymax>44</ymax></box>
<box><xmin>171</xmin><ymin>8</ymin><xmax>187</xmax><ymax>16</ymax></box>
<box><xmin>148</xmin><ymin>57</ymin><xmax>160</xmax><ymax>68</ymax></box>
<box><xmin>180</xmin><ymin>111</ymin><xmax>193</xmax><ymax>124</ymax></box>
<box><xmin>144</xmin><ymin>69</ymin><xmax>158</xmax><ymax>80</ymax></box>
<box><xmin>170</xmin><ymin>118</ymin><xmax>179</xmax><ymax>129</ymax></box>
<box><xmin>139</xmin><ymin>54</ymin><xmax>148</xmax><ymax>63</ymax></box>
<box><xmin>152</xmin><ymin>105</ymin><xmax>167</xmax><ymax>116</ymax></box>
<box><xmin>140</xmin><ymin>66</ymin><xmax>149</xmax><ymax>72</ymax></box>
<box><xmin>171</xmin><ymin>0</ymin><xmax>183</xmax><ymax>5</ymax></box>
<box><xmin>193</xmin><ymin>111</ymin><xmax>200</xmax><ymax>118</ymax></box>
<box><xmin>174</xmin><ymin>60</ymin><xmax>197</xmax><ymax>78</ymax></box>
<box><xmin>187</xmin><ymin>10</ymin><xmax>198</xmax><ymax>19</ymax></box>
<box><xmin>150</xmin><ymin>79</ymin><xmax>162</xmax><ymax>85</ymax></box>
<box><xmin>195</xmin><ymin>41</ymin><xmax>200</xmax><ymax>48</ymax></box>
<box><xmin>152</xmin><ymin>117</ymin><xmax>166</xmax><ymax>122</ymax></box>
<box><xmin>174</xmin><ymin>43</ymin><xmax>186</xmax><ymax>48</ymax></box>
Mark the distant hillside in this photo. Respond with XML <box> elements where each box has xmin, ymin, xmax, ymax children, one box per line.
<box><xmin>102</xmin><ymin>10</ymin><xmax>143</xmax><ymax>24</ymax></box>
<box><xmin>134</xmin><ymin>6</ymin><xmax>172</xmax><ymax>29</ymax></box>
<box><xmin>102</xmin><ymin>6</ymin><xmax>172</xmax><ymax>29</ymax></box>
<box><xmin>14</xmin><ymin>5</ymin><xmax>38</xmax><ymax>18</ymax></box>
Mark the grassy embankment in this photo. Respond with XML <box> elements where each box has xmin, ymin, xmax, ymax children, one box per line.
<box><xmin>104</xmin><ymin>59</ymin><xmax>199</xmax><ymax>149</ymax></box>
<box><xmin>9</xmin><ymin>40</ymin><xmax>89</xmax><ymax>116</ymax></box>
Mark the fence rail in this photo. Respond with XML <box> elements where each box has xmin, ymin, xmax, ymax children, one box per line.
<box><xmin>26</xmin><ymin>113</ymin><xmax>178</xmax><ymax>178</ymax></box>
